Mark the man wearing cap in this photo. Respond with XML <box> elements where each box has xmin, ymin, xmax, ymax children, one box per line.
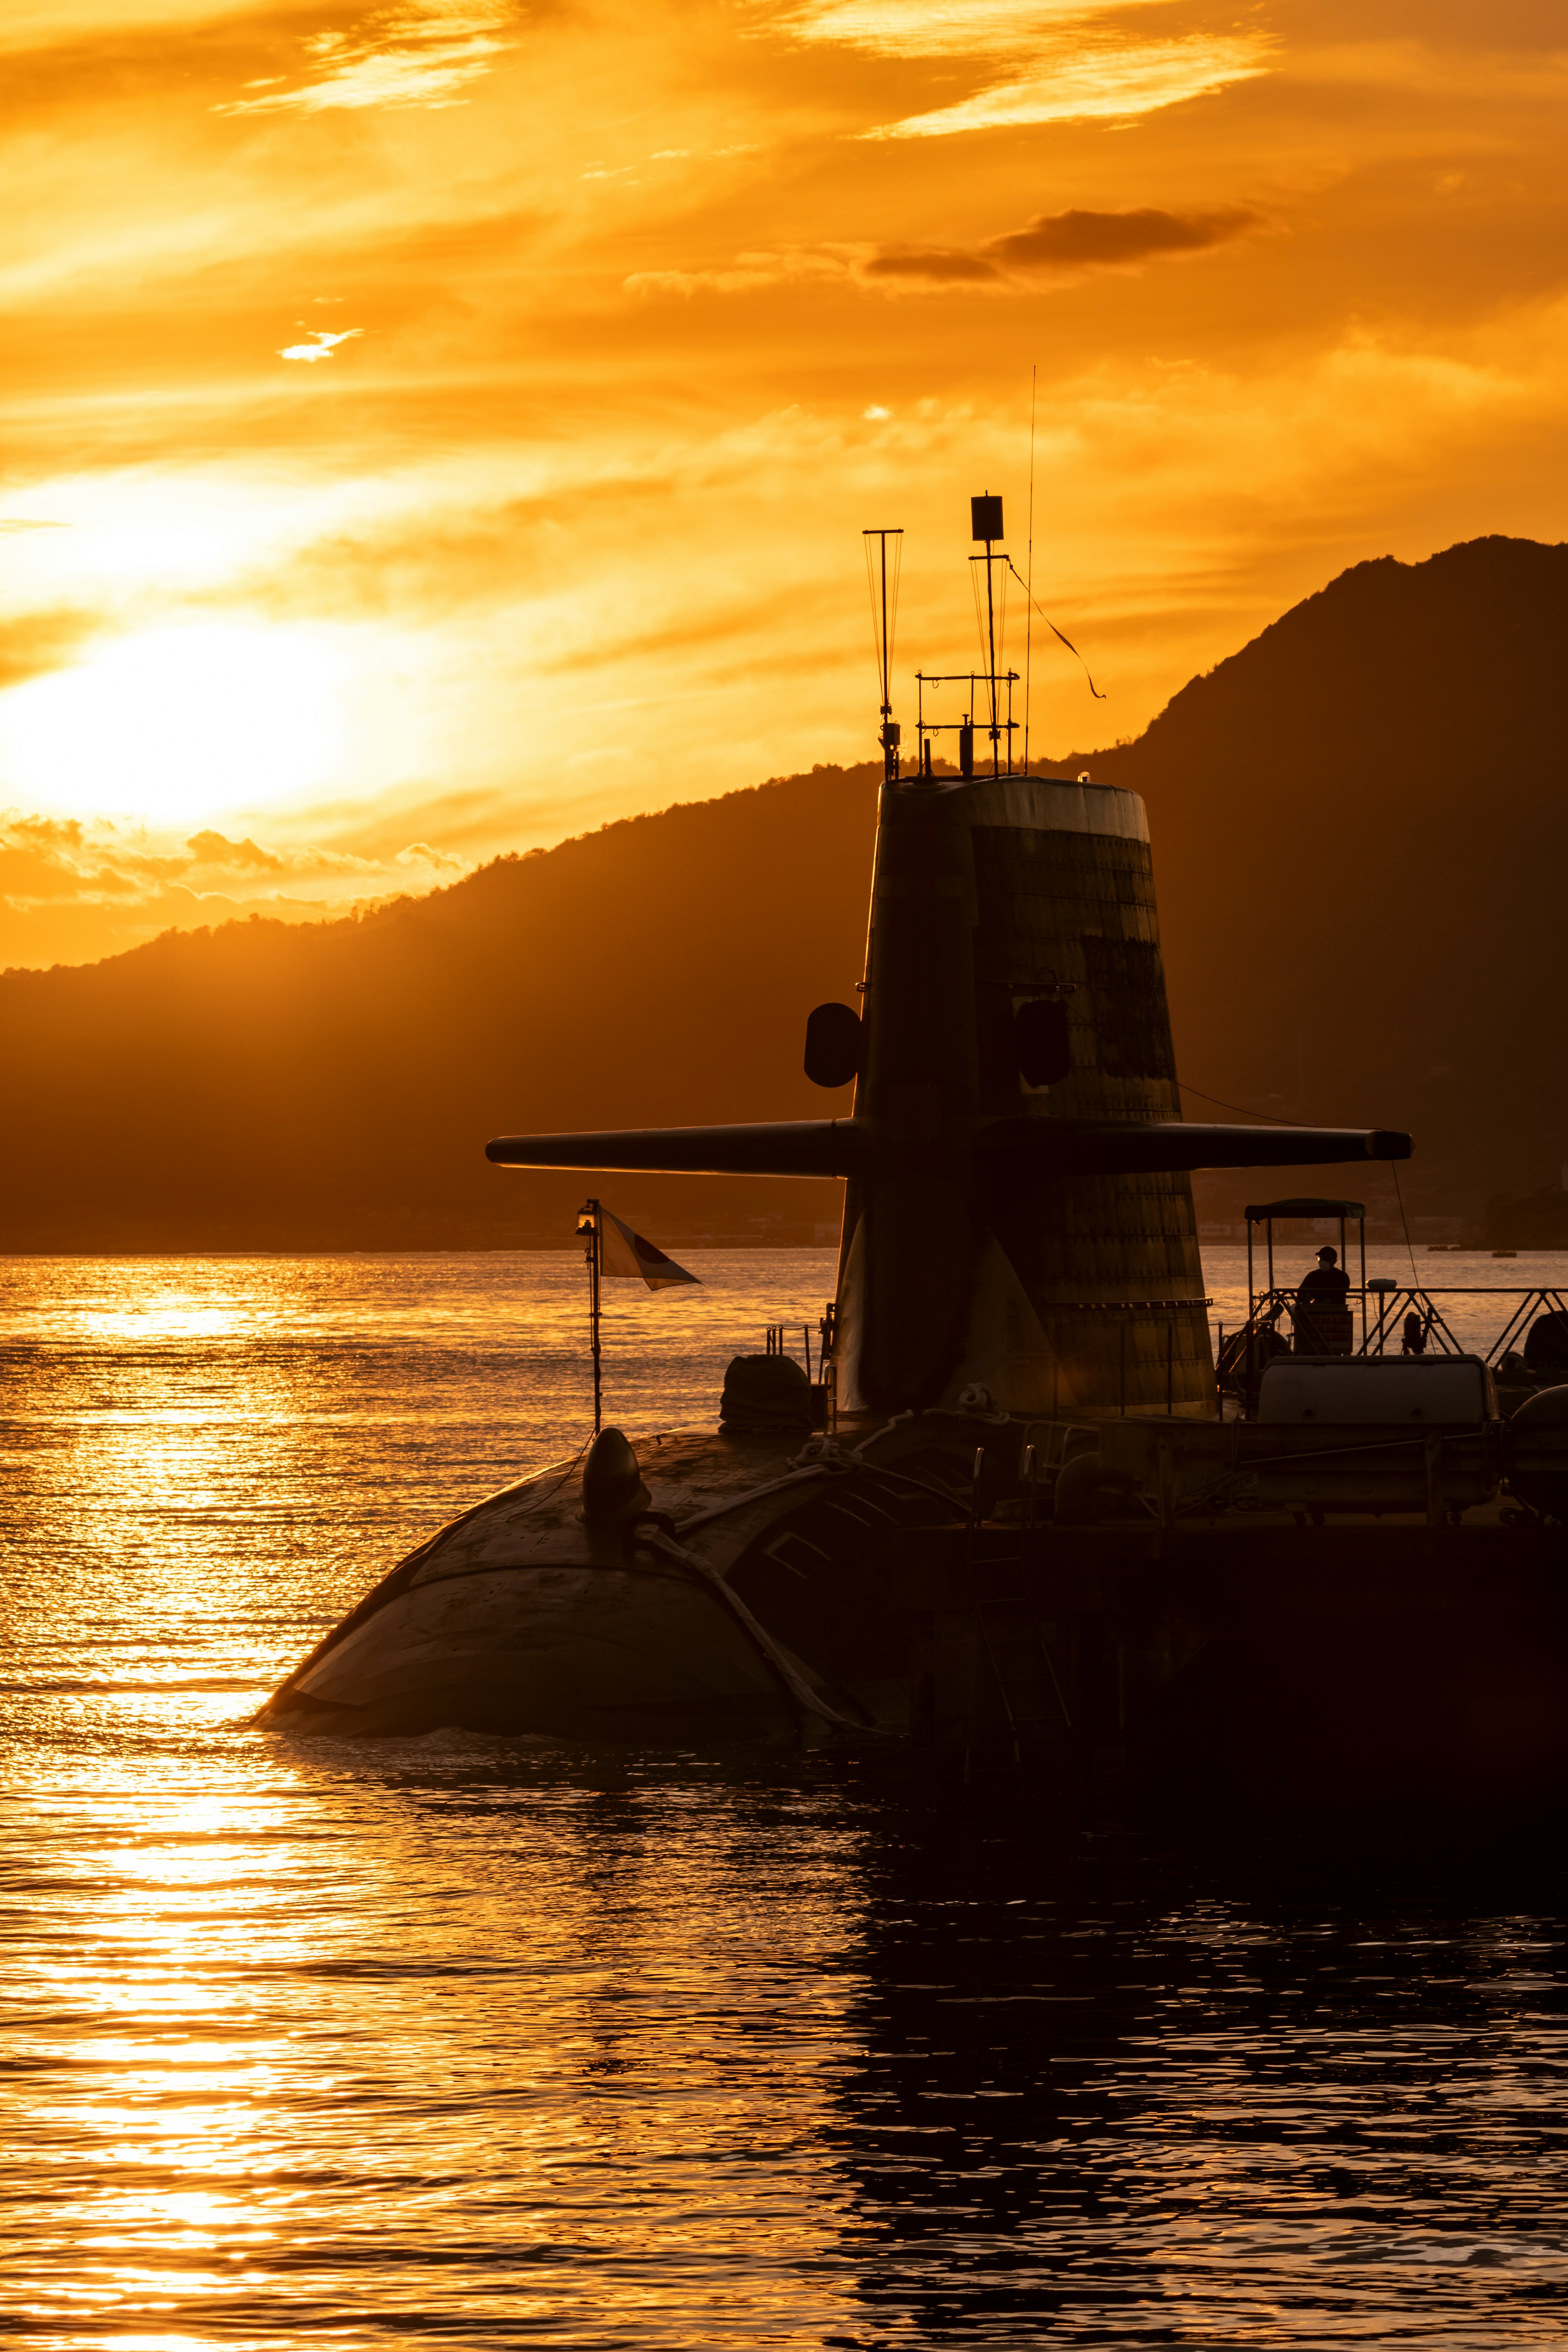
<box><xmin>1294</xmin><ymin>1246</ymin><xmax>1352</xmax><ymax>1355</ymax></box>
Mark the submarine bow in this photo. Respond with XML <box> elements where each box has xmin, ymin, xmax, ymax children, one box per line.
<box><xmin>488</xmin><ymin>770</ymin><xmax>1412</xmax><ymax>1419</ymax></box>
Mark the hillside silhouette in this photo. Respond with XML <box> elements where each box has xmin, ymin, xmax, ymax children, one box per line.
<box><xmin>0</xmin><ymin>771</ymin><xmax>879</xmax><ymax>1251</ymax></box>
<box><xmin>1</xmin><ymin>533</ymin><xmax>1563</xmax><ymax>1251</ymax></box>
<box><xmin>1071</xmin><ymin>534</ymin><xmax>1568</xmax><ymax>1234</ymax></box>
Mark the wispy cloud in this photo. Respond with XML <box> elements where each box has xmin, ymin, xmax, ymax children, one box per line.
<box><xmin>769</xmin><ymin>0</ymin><xmax>1272</xmax><ymax>136</ymax></box>
<box><xmin>627</xmin><ymin>245</ymin><xmax>863</xmax><ymax>296</ymax></box>
<box><xmin>865</xmin><ymin>31</ymin><xmax>1273</xmax><ymax>136</ymax></box>
<box><xmin>218</xmin><ymin>3</ymin><xmax>516</xmax><ymax>117</ymax></box>
<box><xmin>278</xmin><ymin>329</ymin><xmax>365</xmax><ymax>363</ymax></box>
<box><xmin>629</xmin><ymin>203</ymin><xmax>1261</xmax><ymax>296</ymax></box>
<box><xmin>775</xmin><ymin>0</ymin><xmax>1165</xmax><ymax>59</ymax></box>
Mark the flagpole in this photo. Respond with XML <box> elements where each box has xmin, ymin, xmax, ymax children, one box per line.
<box><xmin>579</xmin><ymin>1196</ymin><xmax>603</xmax><ymax>1434</ymax></box>
<box><xmin>1025</xmin><ymin>361</ymin><xmax>1036</xmax><ymax>777</ymax></box>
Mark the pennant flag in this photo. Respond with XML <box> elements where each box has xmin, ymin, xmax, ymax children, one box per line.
<box><xmin>598</xmin><ymin>1208</ymin><xmax>702</xmax><ymax>1291</ymax></box>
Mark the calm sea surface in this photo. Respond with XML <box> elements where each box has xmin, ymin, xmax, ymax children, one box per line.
<box><xmin>2</xmin><ymin>1249</ymin><xmax>1566</xmax><ymax>2349</ymax></box>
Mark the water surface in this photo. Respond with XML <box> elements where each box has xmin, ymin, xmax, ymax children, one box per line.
<box><xmin>2</xmin><ymin>1252</ymin><xmax>1565</xmax><ymax>2348</ymax></box>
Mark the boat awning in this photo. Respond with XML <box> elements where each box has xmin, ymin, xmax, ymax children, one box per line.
<box><xmin>1243</xmin><ymin>1197</ymin><xmax>1365</xmax><ymax>1221</ymax></box>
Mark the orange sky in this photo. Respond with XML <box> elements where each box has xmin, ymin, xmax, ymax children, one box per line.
<box><xmin>3</xmin><ymin>0</ymin><xmax>1566</xmax><ymax>964</ymax></box>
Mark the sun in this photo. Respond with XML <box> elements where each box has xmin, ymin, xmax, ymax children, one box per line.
<box><xmin>0</xmin><ymin>622</ymin><xmax>346</xmax><ymax>825</ymax></box>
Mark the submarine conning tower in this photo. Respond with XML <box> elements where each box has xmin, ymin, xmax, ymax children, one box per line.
<box><xmin>837</xmin><ymin>767</ymin><xmax>1210</xmax><ymax>1419</ymax></box>
<box><xmin>484</xmin><ymin>505</ymin><xmax>1412</xmax><ymax>1421</ymax></box>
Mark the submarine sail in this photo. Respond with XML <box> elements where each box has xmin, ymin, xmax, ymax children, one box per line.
<box><xmin>488</xmin><ymin>775</ymin><xmax>1406</xmax><ymax>1422</ymax></box>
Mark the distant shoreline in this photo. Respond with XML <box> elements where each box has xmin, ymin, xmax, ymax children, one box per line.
<box><xmin>2</xmin><ymin>1242</ymin><xmax>1564</xmax><ymax>1261</ymax></box>
<box><xmin>0</xmin><ymin>1240</ymin><xmax>845</xmax><ymax>1259</ymax></box>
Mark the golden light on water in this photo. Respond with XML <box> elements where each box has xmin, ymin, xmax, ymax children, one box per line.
<box><xmin>4</xmin><ymin>1255</ymin><xmax>1568</xmax><ymax>2341</ymax></box>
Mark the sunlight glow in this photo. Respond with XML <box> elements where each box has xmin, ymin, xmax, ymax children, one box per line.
<box><xmin>0</xmin><ymin>625</ymin><xmax>345</xmax><ymax>822</ymax></box>
<box><xmin>4</xmin><ymin>476</ymin><xmax>289</xmax><ymax>598</ymax></box>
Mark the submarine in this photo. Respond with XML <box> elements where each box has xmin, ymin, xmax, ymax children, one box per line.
<box><xmin>257</xmin><ymin>502</ymin><xmax>1477</xmax><ymax>1758</ymax></box>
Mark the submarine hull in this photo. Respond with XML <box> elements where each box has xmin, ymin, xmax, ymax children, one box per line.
<box><xmin>259</xmin><ymin>1424</ymin><xmax>964</xmax><ymax>1743</ymax></box>
<box><xmin>274</xmin><ymin>1562</ymin><xmax>795</xmax><ymax>1744</ymax></box>
<box><xmin>257</xmin><ymin>1403</ymin><xmax>1568</xmax><ymax>1830</ymax></box>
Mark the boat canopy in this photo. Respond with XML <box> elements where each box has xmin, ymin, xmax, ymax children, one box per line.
<box><xmin>1244</xmin><ymin>1197</ymin><xmax>1365</xmax><ymax>1222</ymax></box>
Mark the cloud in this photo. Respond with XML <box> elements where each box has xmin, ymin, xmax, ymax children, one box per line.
<box><xmin>867</xmin><ymin>204</ymin><xmax>1261</xmax><ymax>283</ymax></box>
<box><xmin>278</xmin><ymin>328</ymin><xmax>365</xmax><ymax>362</ymax></box>
<box><xmin>184</xmin><ymin>829</ymin><xmax>285</xmax><ymax>871</ymax></box>
<box><xmin>860</xmin><ymin>247</ymin><xmax>1000</xmax><ymax>283</ymax></box>
<box><xmin>626</xmin><ymin>245</ymin><xmax>864</xmax><ymax>297</ymax></box>
<box><xmin>217</xmin><ymin>3</ymin><xmax>516</xmax><ymax>117</ymax></box>
<box><xmin>0</xmin><ymin>610</ymin><xmax>97</xmax><ymax>690</ymax></box>
<box><xmin>630</xmin><ymin>205</ymin><xmax>1261</xmax><ymax>298</ymax></box>
<box><xmin>0</xmin><ymin>810</ymin><xmax>477</xmax><ymax>967</ymax></box>
<box><xmin>989</xmin><ymin>205</ymin><xmax>1256</xmax><ymax>268</ymax></box>
<box><xmin>394</xmin><ymin>839</ymin><xmax>464</xmax><ymax>870</ymax></box>
<box><xmin>0</xmin><ymin>812</ymin><xmax>185</xmax><ymax>902</ymax></box>
<box><xmin>863</xmin><ymin>32</ymin><xmax>1274</xmax><ymax>137</ymax></box>
<box><xmin>775</xmin><ymin>0</ymin><xmax>1165</xmax><ymax>60</ymax></box>
<box><xmin>770</xmin><ymin>0</ymin><xmax>1273</xmax><ymax>136</ymax></box>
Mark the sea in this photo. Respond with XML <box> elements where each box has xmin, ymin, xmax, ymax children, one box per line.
<box><xmin>2</xmin><ymin>1247</ymin><xmax>1566</xmax><ymax>2350</ymax></box>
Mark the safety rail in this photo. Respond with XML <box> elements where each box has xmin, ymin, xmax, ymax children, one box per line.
<box><xmin>1217</xmin><ymin>1284</ymin><xmax>1568</xmax><ymax>1410</ymax></box>
<box><xmin>1235</xmin><ymin>1283</ymin><xmax>1568</xmax><ymax>1363</ymax></box>
<box><xmin>765</xmin><ymin>1305</ymin><xmax>839</xmax><ymax>1420</ymax></box>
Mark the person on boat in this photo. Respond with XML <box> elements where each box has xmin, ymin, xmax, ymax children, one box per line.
<box><xmin>1297</xmin><ymin>1246</ymin><xmax>1350</xmax><ymax>1310</ymax></box>
<box><xmin>1294</xmin><ymin>1245</ymin><xmax>1352</xmax><ymax>1355</ymax></box>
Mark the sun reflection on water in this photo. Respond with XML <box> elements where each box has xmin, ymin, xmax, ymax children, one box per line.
<box><xmin>2</xmin><ymin>1254</ymin><xmax>1566</xmax><ymax>2347</ymax></box>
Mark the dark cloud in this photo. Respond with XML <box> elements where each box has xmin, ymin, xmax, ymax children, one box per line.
<box><xmin>988</xmin><ymin>204</ymin><xmax>1258</xmax><ymax>269</ymax></box>
<box><xmin>861</xmin><ymin>247</ymin><xmax>1002</xmax><ymax>283</ymax></box>
<box><xmin>863</xmin><ymin>204</ymin><xmax>1260</xmax><ymax>287</ymax></box>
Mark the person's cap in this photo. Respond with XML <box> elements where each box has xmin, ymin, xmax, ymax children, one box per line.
<box><xmin>1316</xmin><ymin>1245</ymin><xmax>1337</xmax><ymax>1260</ymax></box>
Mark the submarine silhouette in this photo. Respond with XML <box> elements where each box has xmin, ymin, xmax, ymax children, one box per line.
<box><xmin>261</xmin><ymin>514</ymin><xmax>1410</xmax><ymax>1744</ymax></box>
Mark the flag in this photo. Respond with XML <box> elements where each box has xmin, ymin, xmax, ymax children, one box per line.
<box><xmin>598</xmin><ymin>1208</ymin><xmax>702</xmax><ymax>1290</ymax></box>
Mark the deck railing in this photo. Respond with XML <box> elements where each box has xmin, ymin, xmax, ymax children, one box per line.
<box><xmin>1223</xmin><ymin>1284</ymin><xmax>1568</xmax><ymax>1379</ymax></box>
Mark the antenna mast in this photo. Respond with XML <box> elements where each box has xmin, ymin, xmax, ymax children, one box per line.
<box><xmin>913</xmin><ymin>499</ymin><xmax>1020</xmax><ymax>779</ymax></box>
<box><xmin>970</xmin><ymin>493</ymin><xmax>1008</xmax><ymax>777</ymax></box>
<box><xmin>862</xmin><ymin>528</ymin><xmax>904</xmax><ymax>783</ymax></box>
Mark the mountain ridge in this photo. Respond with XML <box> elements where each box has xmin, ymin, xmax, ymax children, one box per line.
<box><xmin>3</xmin><ymin>534</ymin><xmax>1563</xmax><ymax>1250</ymax></box>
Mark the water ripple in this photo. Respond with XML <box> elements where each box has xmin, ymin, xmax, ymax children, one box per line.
<box><xmin>2</xmin><ymin>1254</ymin><xmax>1565</xmax><ymax>2348</ymax></box>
